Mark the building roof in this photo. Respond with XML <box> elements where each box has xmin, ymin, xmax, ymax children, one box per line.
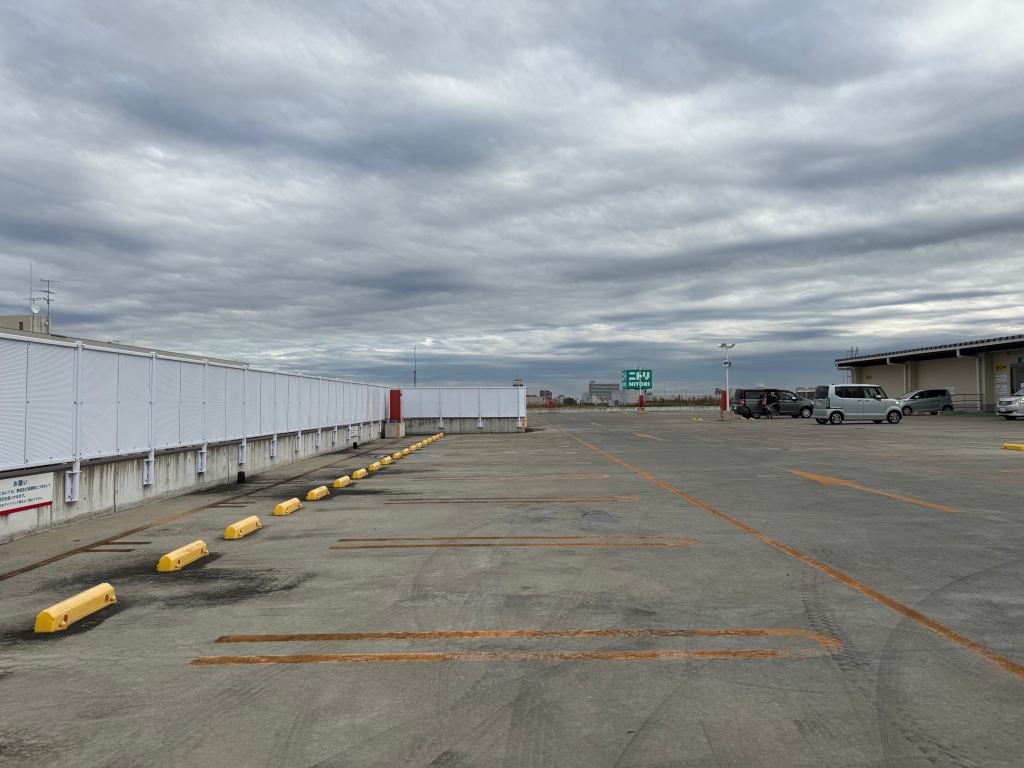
<box><xmin>836</xmin><ymin>334</ymin><xmax>1024</xmax><ymax>366</ymax></box>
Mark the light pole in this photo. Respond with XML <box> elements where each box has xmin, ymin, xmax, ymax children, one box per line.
<box><xmin>719</xmin><ymin>343</ymin><xmax>735</xmax><ymax>415</ymax></box>
<box><xmin>413</xmin><ymin>344</ymin><xmax>417</xmax><ymax>388</ymax></box>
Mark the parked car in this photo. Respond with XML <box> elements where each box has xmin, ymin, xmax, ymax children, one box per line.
<box><xmin>812</xmin><ymin>384</ymin><xmax>903</xmax><ymax>424</ymax></box>
<box><xmin>997</xmin><ymin>388</ymin><xmax>1024</xmax><ymax>420</ymax></box>
<box><xmin>733</xmin><ymin>388</ymin><xmax>814</xmax><ymax>419</ymax></box>
<box><xmin>895</xmin><ymin>389</ymin><xmax>954</xmax><ymax>416</ymax></box>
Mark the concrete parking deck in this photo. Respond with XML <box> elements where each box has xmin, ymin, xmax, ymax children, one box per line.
<box><xmin>1</xmin><ymin>413</ymin><xmax>1023</xmax><ymax>766</ymax></box>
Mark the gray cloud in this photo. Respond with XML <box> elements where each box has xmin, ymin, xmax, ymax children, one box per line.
<box><xmin>2</xmin><ymin>0</ymin><xmax>1024</xmax><ymax>396</ymax></box>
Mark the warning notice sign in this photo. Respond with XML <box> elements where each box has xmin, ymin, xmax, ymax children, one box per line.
<box><xmin>0</xmin><ymin>472</ymin><xmax>54</xmax><ymax>517</ymax></box>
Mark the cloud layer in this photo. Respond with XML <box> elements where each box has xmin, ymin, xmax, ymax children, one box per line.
<box><xmin>2</xmin><ymin>1</ymin><xmax>1024</xmax><ymax>395</ymax></box>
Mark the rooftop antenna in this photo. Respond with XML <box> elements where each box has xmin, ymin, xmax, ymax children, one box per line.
<box><xmin>38</xmin><ymin>278</ymin><xmax>59</xmax><ymax>330</ymax></box>
<box><xmin>26</xmin><ymin>264</ymin><xmax>42</xmax><ymax>318</ymax></box>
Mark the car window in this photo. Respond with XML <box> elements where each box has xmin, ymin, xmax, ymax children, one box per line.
<box><xmin>863</xmin><ymin>386</ymin><xmax>884</xmax><ymax>399</ymax></box>
<box><xmin>814</xmin><ymin>386</ymin><xmax>829</xmax><ymax>399</ymax></box>
<box><xmin>835</xmin><ymin>386</ymin><xmax>859</xmax><ymax>398</ymax></box>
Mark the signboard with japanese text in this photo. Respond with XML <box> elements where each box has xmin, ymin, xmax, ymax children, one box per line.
<box><xmin>621</xmin><ymin>369</ymin><xmax>653</xmax><ymax>390</ymax></box>
<box><xmin>0</xmin><ymin>473</ymin><xmax>54</xmax><ymax>517</ymax></box>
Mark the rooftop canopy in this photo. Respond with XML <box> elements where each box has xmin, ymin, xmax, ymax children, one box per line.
<box><xmin>836</xmin><ymin>334</ymin><xmax>1024</xmax><ymax>366</ymax></box>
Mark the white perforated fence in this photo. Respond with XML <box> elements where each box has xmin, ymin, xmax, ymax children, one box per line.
<box><xmin>0</xmin><ymin>333</ymin><xmax>389</xmax><ymax>473</ymax></box>
<box><xmin>401</xmin><ymin>387</ymin><xmax>526</xmax><ymax>427</ymax></box>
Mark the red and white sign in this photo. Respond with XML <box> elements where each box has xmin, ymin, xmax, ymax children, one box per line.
<box><xmin>0</xmin><ymin>472</ymin><xmax>54</xmax><ymax>517</ymax></box>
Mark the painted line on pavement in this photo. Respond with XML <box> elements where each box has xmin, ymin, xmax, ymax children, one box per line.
<box><xmin>568</xmin><ymin>432</ymin><xmax>1024</xmax><ymax>683</ymax></box>
<box><xmin>785</xmin><ymin>469</ymin><xmax>959</xmax><ymax>513</ymax></box>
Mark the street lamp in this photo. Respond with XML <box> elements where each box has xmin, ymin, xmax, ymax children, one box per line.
<box><xmin>719</xmin><ymin>343</ymin><xmax>735</xmax><ymax>415</ymax></box>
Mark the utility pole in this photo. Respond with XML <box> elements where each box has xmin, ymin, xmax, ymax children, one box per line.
<box><xmin>413</xmin><ymin>344</ymin><xmax>417</xmax><ymax>388</ymax></box>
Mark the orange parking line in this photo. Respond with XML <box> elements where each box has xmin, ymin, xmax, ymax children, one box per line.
<box><xmin>191</xmin><ymin>649</ymin><xmax>818</xmax><ymax>665</ymax></box>
<box><xmin>569</xmin><ymin>433</ymin><xmax>1024</xmax><ymax>683</ymax></box>
<box><xmin>785</xmin><ymin>469</ymin><xmax>959</xmax><ymax>513</ymax></box>
<box><xmin>383</xmin><ymin>496</ymin><xmax>640</xmax><ymax>504</ymax></box>
<box><xmin>215</xmin><ymin>627</ymin><xmax>841</xmax><ymax>647</ymax></box>
<box><xmin>329</xmin><ymin>537</ymin><xmax>696</xmax><ymax>550</ymax></box>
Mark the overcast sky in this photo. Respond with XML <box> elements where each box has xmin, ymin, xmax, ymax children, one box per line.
<box><xmin>2</xmin><ymin>2</ymin><xmax>1023</xmax><ymax>395</ymax></box>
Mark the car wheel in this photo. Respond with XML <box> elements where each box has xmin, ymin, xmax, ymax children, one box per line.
<box><xmin>941</xmin><ymin>405</ymin><xmax>953</xmax><ymax>412</ymax></box>
<box><xmin>901</xmin><ymin>406</ymin><xmax>912</xmax><ymax>416</ymax></box>
<box><xmin>752</xmin><ymin>412</ymin><xmax>761</xmax><ymax>419</ymax></box>
<box><xmin>800</xmin><ymin>406</ymin><xmax>812</xmax><ymax>418</ymax></box>
<box><xmin>887</xmin><ymin>410</ymin><xmax>902</xmax><ymax>424</ymax></box>
<box><xmin>815</xmin><ymin>418</ymin><xmax>827</xmax><ymax>424</ymax></box>
<box><xmin>828</xmin><ymin>411</ymin><xmax>844</xmax><ymax>425</ymax></box>
<box><xmin>1005</xmin><ymin>416</ymin><xmax>1018</xmax><ymax>420</ymax></box>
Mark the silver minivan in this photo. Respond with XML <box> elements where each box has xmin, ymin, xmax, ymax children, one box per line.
<box><xmin>813</xmin><ymin>384</ymin><xmax>903</xmax><ymax>425</ymax></box>
<box><xmin>895</xmin><ymin>389</ymin><xmax>954</xmax><ymax>416</ymax></box>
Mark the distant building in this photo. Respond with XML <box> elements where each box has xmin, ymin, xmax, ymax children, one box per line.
<box><xmin>539</xmin><ymin>389</ymin><xmax>552</xmax><ymax>400</ymax></box>
<box><xmin>525</xmin><ymin>394</ymin><xmax>546</xmax><ymax>407</ymax></box>
<box><xmin>587</xmin><ymin>381</ymin><xmax>620</xmax><ymax>404</ymax></box>
<box><xmin>0</xmin><ymin>314</ymin><xmax>49</xmax><ymax>335</ymax></box>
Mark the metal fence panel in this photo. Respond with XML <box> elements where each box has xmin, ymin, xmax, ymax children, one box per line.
<box><xmin>26</xmin><ymin>342</ymin><xmax>75</xmax><ymax>465</ymax></box>
<box><xmin>225</xmin><ymin>367</ymin><xmax>245</xmax><ymax>439</ymax></box>
<box><xmin>80</xmin><ymin>349</ymin><xmax>119</xmax><ymax>459</ymax></box>
<box><xmin>0</xmin><ymin>338</ymin><xmax>27</xmax><ymax>468</ymax></box>
<box><xmin>154</xmin><ymin>358</ymin><xmax>181</xmax><ymax>448</ymax></box>
<box><xmin>179</xmin><ymin>362</ymin><xmax>204</xmax><ymax>445</ymax></box>
<box><xmin>116</xmin><ymin>354</ymin><xmax>150</xmax><ymax>453</ymax></box>
<box><xmin>0</xmin><ymin>333</ymin><xmax>392</xmax><ymax>472</ymax></box>
<box><xmin>204</xmin><ymin>365</ymin><xmax>226</xmax><ymax>443</ymax></box>
<box><xmin>260</xmin><ymin>371</ymin><xmax>276</xmax><ymax>435</ymax></box>
<box><xmin>245</xmin><ymin>369</ymin><xmax>262</xmax><ymax>436</ymax></box>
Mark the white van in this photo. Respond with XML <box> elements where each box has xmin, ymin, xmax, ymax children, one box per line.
<box><xmin>813</xmin><ymin>384</ymin><xmax>903</xmax><ymax>425</ymax></box>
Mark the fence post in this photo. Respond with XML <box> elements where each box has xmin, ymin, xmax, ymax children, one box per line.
<box><xmin>239</xmin><ymin>365</ymin><xmax>248</xmax><ymax>466</ymax></box>
<box><xmin>65</xmin><ymin>342</ymin><xmax>82</xmax><ymax>503</ymax></box>
<box><xmin>143</xmin><ymin>353</ymin><xmax>156</xmax><ymax>486</ymax></box>
<box><xmin>198</xmin><ymin>360</ymin><xmax>208</xmax><ymax>473</ymax></box>
<box><xmin>270</xmin><ymin>371</ymin><xmax>278</xmax><ymax>458</ymax></box>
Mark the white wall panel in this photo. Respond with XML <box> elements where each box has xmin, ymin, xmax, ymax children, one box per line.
<box><xmin>154</xmin><ymin>359</ymin><xmax>181</xmax><ymax>448</ymax></box>
<box><xmin>260</xmin><ymin>372</ymin><xmax>276</xmax><ymax>434</ymax></box>
<box><xmin>245</xmin><ymin>369</ymin><xmax>262</xmax><ymax>436</ymax></box>
<box><xmin>179</xmin><ymin>362</ymin><xmax>204</xmax><ymax>444</ymax></box>
<box><xmin>402</xmin><ymin>387</ymin><xmax>522</xmax><ymax>419</ymax></box>
<box><xmin>204</xmin><ymin>364</ymin><xmax>226</xmax><ymax>443</ymax></box>
<box><xmin>116</xmin><ymin>355</ymin><xmax>150</xmax><ymax>453</ymax></box>
<box><xmin>225</xmin><ymin>367</ymin><xmax>245</xmax><ymax>439</ymax></box>
<box><xmin>0</xmin><ymin>339</ymin><xmax>28</xmax><ymax>469</ymax></box>
<box><xmin>26</xmin><ymin>343</ymin><xmax>75</xmax><ymax>465</ymax></box>
<box><xmin>1</xmin><ymin>334</ymin><xmax>395</xmax><ymax>472</ymax></box>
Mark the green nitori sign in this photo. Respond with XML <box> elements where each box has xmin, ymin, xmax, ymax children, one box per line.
<box><xmin>621</xmin><ymin>369</ymin><xmax>653</xmax><ymax>390</ymax></box>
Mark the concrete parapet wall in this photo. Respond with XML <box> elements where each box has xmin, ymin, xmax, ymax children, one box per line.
<box><xmin>405</xmin><ymin>417</ymin><xmax>525</xmax><ymax>434</ymax></box>
<box><xmin>0</xmin><ymin>423</ymin><xmax>382</xmax><ymax>544</ymax></box>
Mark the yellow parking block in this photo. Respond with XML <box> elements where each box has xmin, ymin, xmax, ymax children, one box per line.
<box><xmin>224</xmin><ymin>516</ymin><xmax>262</xmax><ymax>540</ymax></box>
<box><xmin>391</xmin><ymin>451</ymin><xmax>403</xmax><ymax>460</ymax></box>
<box><xmin>306</xmin><ymin>485</ymin><xmax>330</xmax><ymax>501</ymax></box>
<box><xmin>368</xmin><ymin>461</ymin><xmax>382</xmax><ymax>472</ymax></box>
<box><xmin>381</xmin><ymin>456</ymin><xmax>393</xmax><ymax>466</ymax></box>
<box><xmin>34</xmin><ymin>583</ymin><xmax>117</xmax><ymax>633</ymax></box>
<box><xmin>1003</xmin><ymin>443</ymin><xmax>1024</xmax><ymax>451</ymax></box>
<box><xmin>157</xmin><ymin>540</ymin><xmax>209</xmax><ymax>572</ymax></box>
<box><xmin>352</xmin><ymin>468</ymin><xmax>369</xmax><ymax>480</ymax></box>
<box><xmin>401</xmin><ymin>448</ymin><xmax>410</xmax><ymax>457</ymax></box>
<box><xmin>332</xmin><ymin>475</ymin><xmax>352</xmax><ymax>489</ymax></box>
<box><xmin>273</xmin><ymin>497</ymin><xmax>302</xmax><ymax>516</ymax></box>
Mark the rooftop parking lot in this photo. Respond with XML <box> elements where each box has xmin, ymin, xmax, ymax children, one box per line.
<box><xmin>1</xmin><ymin>412</ymin><xmax>1023</xmax><ymax>767</ymax></box>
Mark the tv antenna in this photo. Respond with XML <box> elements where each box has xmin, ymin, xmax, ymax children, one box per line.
<box><xmin>38</xmin><ymin>278</ymin><xmax>60</xmax><ymax>328</ymax></box>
